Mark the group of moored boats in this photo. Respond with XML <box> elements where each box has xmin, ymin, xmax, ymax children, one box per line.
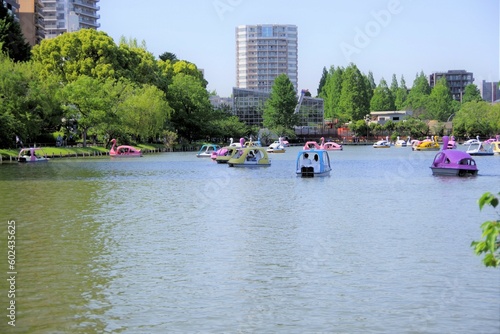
<box><xmin>15</xmin><ymin>135</ymin><xmax>499</xmax><ymax>178</ymax></box>
<box><xmin>196</xmin><ymin>137</ymin><xmax>336</xmax><ymax>177</ymax></box>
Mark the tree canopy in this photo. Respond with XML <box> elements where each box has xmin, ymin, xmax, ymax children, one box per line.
<box><xmin>339</xmin><ymin>63</ymin><xmax>370</xmax><ymax>121</ymax></box>
<box><xmin>0</xmin><ymin>2</ymin><xmax>31</xmax><ymax>62</ymax></box>
<box><xmin>263</xmin><ymin>74</ymin><xmax>299</xmax><ymax>136</ymax></box>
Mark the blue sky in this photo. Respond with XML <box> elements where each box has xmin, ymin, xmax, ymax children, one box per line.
<box><xmin>99</xmin><ymin>0</ymin><xmax>499</xmax><ymax>97</ymax></box>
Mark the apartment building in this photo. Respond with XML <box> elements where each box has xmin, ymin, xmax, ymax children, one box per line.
<box><xmin>18</xmin><ymin>0</ymin><xmax>45</xmax><ymax>46</ymax></box>
<box><xmin>429</xmin><ymin>70</ymin><xmax>474</xmax><ymax>101</ymax></box>
<box><xmin>236</xmin><ymin>24</ymin><xmax>298</xmax><ymax>93</ymax></box>
<box><xmin>480</xmin><ymin>80</ymin><xmax>500</xmax><ymax>103</ymax></box>
<box><xmin>41</xmin><ymin>0</ymin><xmax>100</xmax><ymax>39</ymax></box>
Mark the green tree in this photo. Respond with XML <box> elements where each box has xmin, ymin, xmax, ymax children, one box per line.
<box><xmin>339</xmin><ymin>63</ymin><xmax>370</xmax><ymax>121</ymax></box>
<box><xmin>462</xmin><ymin>84</ymin><xmax>483</xmax><ymax>103</ymax></box>
<box><xmin>426</xmin><ymin>77</ymin><xmax>453</xmax><ymax>121</ymax></box>
<box><xmin>60</xmin><ymin>76</ymin><xmax>118</xmax><ymax>146</ymax></box>
<box><xmin>262</xmin><ymin>73</ymin><xmax>299</xmax><ymax>136</ymax></box>
<box><xmin>168</xmin><ymin>73</ymin><xmax>212</xmax><ymax>142</ymax></box>
<box><xmin>394</xmin><ymin>76</ymin><xmax>408</xmax><ymax>110</ymax></box>
<box><xmin>317</xmin><ymin>66</ymin><xmax>328</xmax><ymax>97</ymax></box>
<box><xmin>320</xmin><ymin>66</ymin><xmax>344</xmax><ymax>122</ymax></box>
<box><xmin>404</xmin><ymin>71</ymin><xmax>431</xmax><ymax>118</ymax></box>
<box><xmin>159</xmin><ymin>51</ymin><xmax>178</xmax><ymax>62</ymax></box>
<box><xmin>452</xmin><ymin>101</ymin><xmax>492</xmax><ymax>138</ymax></box>
<box><xmin>0</xmin><ymin>2</ymin><xmax>31</xmax><ymax>62</ymax></box>
<box><xmin>117</xmin><ymin>42</ymin><xmax>160</xmax><ymax>86</ymax></box>
<box><xmin>119</xmin><ymin>84</ymin><xmax>172</xmax><ymax>141</ymax></box>
<box><xmin>488</xmin><ymin>103</ymin><xmax>500</xmax><ymax>134</ymax></box>
<box><xmin>471</xmin><ymin>192</ymin><xmax>500</xmax><ymax>267</ymax></box>
<box><xmin>366</xmin><ymin>71</ymin><xmax>376</xmax><ymax>90</ymax></box>
<box><xmin>370</xmin><ymin>78</ymin><xmax>395</xmax><ymax>111</ymax></box>
<box><xmin>390</xmin><ymin>74</ymin><xmax>399</xmax><ymax>94</ymax></box>
<box><xmin>31</xmin><ymin>29</ymin><xmax>120</xmax><ymax>83</ymax></box>
<box><xmin>0</xmin><ymin>53</ymin><xmax>62</xmax><ymax>147</ymax></box>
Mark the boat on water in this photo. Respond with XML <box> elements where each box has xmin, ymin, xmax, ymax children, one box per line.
<box><xmin>491</xmin><ymin>141</ymin><xmax>500</xmax><ymax>155</ymax></box>
<box><xmin>211</xmin><ymin>138</ymin><xmax>245</xmax><ymax>160</ymax></box>
<box><xmin>110</xmin><ymin>139</ymin><xmax>142</xmax><ymax>157</ymax></box>
<box><xmin>296</xmin><ymin>149</ymin><xmax>332</xmax><ymax>177</ymax></box>
<box><xmin>196</xmin><ymin>143</ymin><xmax>221</xmax><ymax>158</ymax></box>
<box><xmin>447</xmin><ymin>136</ymin><xmax>457</xmax><ymax>149</ymax></box>
<box><xmin>303</xmin><ymin>140</ymin><xmax>321</xmax><ymax>150</ymax></box>
<box><xmin>18</xmin><ymin>147</ymin><xmax>49</xmax><ymax>163</ymax></box>
<box><xmin>373</xmin><ymin>140</ymin><xmax>391</xmax><ymax>148</ymax></box>
<box><xmin>412</xmin><ymin>136</ymin><xmax>440</xmax><ymax>151</ymax></box>
<box><xmin>394</xmin><ymin>136</ymin><xmax>410</xmax><ymax>147</ymax></box>
<box><xmin>462</xmin><ymin>136</ymin><xmax>480</xmax><ymax>146</ymax></box>
<box><xmin>394</xmin><ymin>139</ymin><xmax>407</xmax><ymax>147</ymax></box>
<box><xmin>466</xmin><ymin>141</ymin><xmax>494</xmax><ymax>156</ymax></box>
<box><xmin>267</xmin><ymin>138</ymin><xmax>286</xmax><ymax>153</ymax></box>
<box><xmin>430</xmin><ymin>136</ymin><xmax>478</xmax><ymax>176</ymax></box>
<box><xmin>228</xmin><ymin>147</ymin><xmax>271</xmax><ymax>167</ymax></box>
<box><xmin>320</xmin><ymin>137</ymin><xmax>342</xmax><ymax>151</ymax></box>
<box><xmin>214</xmin><ymin>146</ymin><xmax>240</xmax><ymax>164</ymax></box>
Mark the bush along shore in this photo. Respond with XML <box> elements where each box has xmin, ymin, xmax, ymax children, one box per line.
<box><xmin>0</xmin><ymin>143</ymin><xmax>203</xmax><ymax>163</ymax></box>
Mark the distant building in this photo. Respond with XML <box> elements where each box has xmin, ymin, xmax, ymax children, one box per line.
<box><xmin>232</xmin><ymin>87</ymin><xmax>324</xmax><ymax>130</ymax></box>
<box><xmin>41</xmin><ymin>0</ymin><xmax>100</xmax><ymax>39</ymax></box>
<box><xmin>19</xmin><ymin>0</ymin><xmax>45</xmax><ymax>46</ymax></box>
<box><xmin>429</xmin><ymin>70</ymin><xmax>474</xmax><ymax>101</ymax></box>
<box><xmin>232</xmin><ymin>88</ymin><xmax>269</xmax><ymax>127</ymax></box>
<box><xmin>209</xmin><ymin>95</ymin><xmax>233</xmax><ymax>110</ymax></box>
<box><xmin>370</xmin><ymin>110</ymin><xmax>413</xmax><ymax>125</ymax></box>
<box><xmin>3</xmin><ymin>0</ymin><xmax>20</xmax><ymax>19</ymax></box>
<box><xmin>480</xmin><ymin>80</ymin><xmax>500</xmax><ymax>103</ymax></box>
<box><xmin>236</xmin><ymin>24</ymin><xmax>298</xmax><ymax>93</ymax></box>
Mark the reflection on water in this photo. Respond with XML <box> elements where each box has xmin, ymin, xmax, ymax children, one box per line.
<box><xmin>0</xmin><ymin>147</ymin><xmax>499</xmax><ymax>333</ymax></box>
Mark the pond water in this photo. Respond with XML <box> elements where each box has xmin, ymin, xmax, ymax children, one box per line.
<box><xmin>0</xmin><ymin>145</ymin><xmax>499</xmax><ymax>333</ymax></box>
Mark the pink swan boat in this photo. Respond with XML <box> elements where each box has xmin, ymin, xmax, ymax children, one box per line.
<box><xmin>320</xmin><ymin>137</ymin><xmax>343</xmax><ymax>151</ymax></box>
<box><xmin>109</xmin><ymin>139</ymin><xmax>142</xmax><ymax>157</ymax></box>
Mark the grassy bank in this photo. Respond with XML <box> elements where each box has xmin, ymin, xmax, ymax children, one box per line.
<box><xmin>0</xmin><ymin>143</ymin><xmax>171</xmax><ymax>161</ymax></box>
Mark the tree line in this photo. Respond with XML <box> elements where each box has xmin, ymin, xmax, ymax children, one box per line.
<box><xmin>317</xmin><ymin>64</ymin><xmax>500</xmax><ymax>139</ymax></box>
<box><xmin>1</xmin><ymin>2</ymin><xmax>499</xmax><ymax>149</ymax></box>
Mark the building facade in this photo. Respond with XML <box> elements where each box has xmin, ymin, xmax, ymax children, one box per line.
<box><xmin>236</xmin><ymin>24</ymin><xmax>298</xmax><ymax>93</ymax></box>
<box><xmin>232</xmin><ymin>87</ymin><xmax>324</xmax><ymax>131</ymax></box>
<box><xmin>480</xmin><ymin>80</ymin><xmax>500</xmax><ymax>103</ymax></box>
<box><xmin>19</xmin><ymin>0</ymin><xmax>45</xmax><ymax>46</ymax></box>
<box><xmin>3</xmin><ymin>0</ymin><xmax>20</xmax><ymax>17</ymax></box>
<box><xmin>41</xmin><ymin>0</ymin><xmax>100</xmax><ymax>39</ymax></box>
<box><xmin>429</xmin><ymin>70</ymin><xmax>474</xmax><ymax>101</ymax></box>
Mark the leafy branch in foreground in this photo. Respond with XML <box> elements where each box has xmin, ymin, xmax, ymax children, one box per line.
<box><xmin>471</xmin><ymin>192</ymin><xmax>500</xmax><ymax>267</ymax></box>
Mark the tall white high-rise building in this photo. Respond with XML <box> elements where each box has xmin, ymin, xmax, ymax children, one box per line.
<box><xmin>41</xmin><ymin>0</ymin><xmax>100</xmax><ymax>39</ymax></box>
<box><xmin>236</xmin><ymin>24</ymin><xmax>298</xmax><ymax>93</ymax></box>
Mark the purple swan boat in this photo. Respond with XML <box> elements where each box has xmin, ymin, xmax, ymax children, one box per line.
<box><xmin>430</xmin><ymin>136</ymin><xmax>478</xmax><ymax>176</ymax></box>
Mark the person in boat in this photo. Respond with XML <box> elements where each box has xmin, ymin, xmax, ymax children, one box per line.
<box><xmin>247</xmin><ymin>150</ymin><xmax>254</xmax><ymax>161</ymax></box>
<box><xmin>302</xmin><ymin>153</ymin><xmax>312</xmax><ymax>166</ymax></box>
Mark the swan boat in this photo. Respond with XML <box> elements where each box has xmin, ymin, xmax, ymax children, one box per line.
<box><xmin>491</xmin><ymin>141</ymin><xmax>500</xmax><ymax>155</ymax></box>
<box><xmin>430</xmin><ymin>136</ymin><xmax>478</xmax><ymax>176</ymax></box>
<box><xmin>267</xmin><ymin>137</ymin><xmax>286</xmax><ymax>153</ymax></box>
<box><xmin>412</xmin><ymin>136</ymin><xmax>440</xmax><ymax>151</ymax></box>
<box><xmin>215</xmin><ymin>146</ymin><xmax>240</xmax><ymax>164</ymax></box>
<box><xmin>18</xmin><ymin>147</ymin><xmax>49</xmax><ymax>163</ymax></box>
<box><xmin>466</xmin><ymin>141</ymin><xmax>494</xmax><ymax>156</ymax></box>
<box><xmin>296</xmin><ymin>149</ymin><xmax>332</xmax><ymax>177</ymax></box>
<box><xmin>228</xmin><ymin>147</ymin><xmax>271</xmax><ymax>167</ymax></box>
<box><xmin>109</xmin><ymin>139</ymin><xmax>142</xmax><ymax>157</ymax></box>
<box><xmin>373</xmin><ymin>140</ymin><xmax>391</xmax><ymax>148</ymax></box>
<box><xmin>196</xmin><ymin>143</ymin><xmax>221</xmax><ymax>158</ymax></box>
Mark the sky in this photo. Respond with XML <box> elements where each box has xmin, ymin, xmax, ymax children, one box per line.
<box><xmin>99</xmin><ymin>0</ymin><xmax>499</xmax><ymax>97</ymax></box>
